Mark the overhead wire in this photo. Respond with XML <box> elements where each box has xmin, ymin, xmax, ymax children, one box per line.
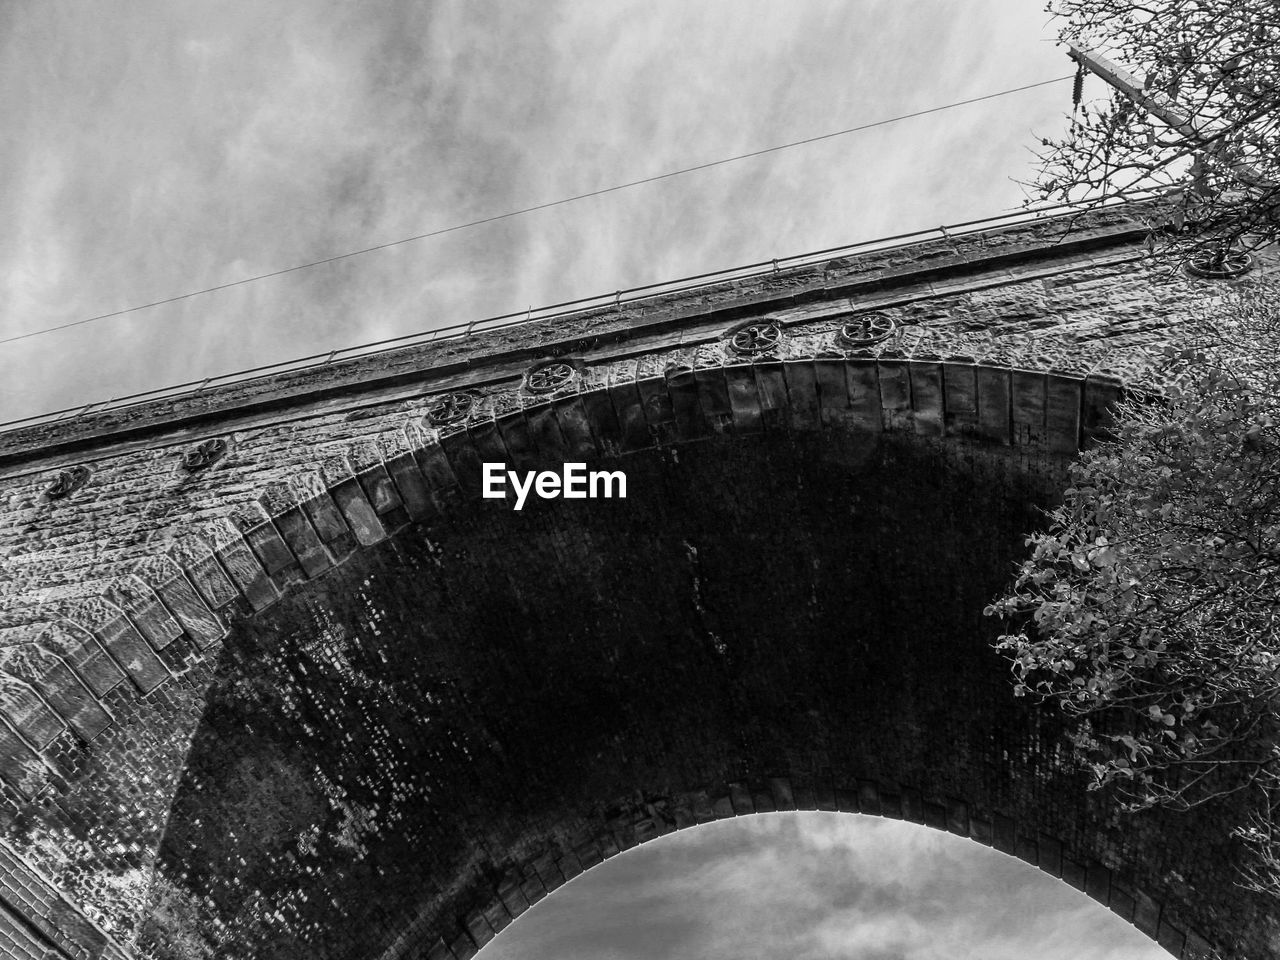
<box><xmin>0</xmin><ymin>74</ymin><xmax>1073</xmax><ymax>348</ymax></box>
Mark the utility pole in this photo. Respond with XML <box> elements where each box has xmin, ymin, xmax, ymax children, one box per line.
<box><xmin>1067</xmin><ymin>42</ymin><xmax>1214</xmax><ymax>143</ymax></box>
<box><xmin>1066</xmin><ymin>41</ymin><xmax>1272</xmax><ymax>190</ymax></box>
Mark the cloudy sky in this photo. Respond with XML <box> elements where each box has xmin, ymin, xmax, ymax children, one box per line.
<box><xmin>0</xmin><ymin>0</ymin><xmax>1081</xmax><ymax>423</ymax></box>
<box><xmin>478</xmin><ymin>814</ymin><xmax>1165</xmax><ymax>960</ymax></box>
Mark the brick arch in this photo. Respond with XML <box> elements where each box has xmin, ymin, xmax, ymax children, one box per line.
<box><xmin>92</xmin><ymin>377</ymin><xmax>1267</xmax><ymax>960</ymax></box>
<box><xmin>2</xmin><ymin>207</ymin><xmax>1265</xmax><ymax>960</ymax></box>
<box><xmin>0</xmin><ymin>355</ymin><xmax>1129</xmax><ymax>768</ymax></box>
<box><xmin>196</xmin><ymin>351</ymin><xmax>1131</xmax><ymax>613</ymax></box>
<box><xmin>3</xmin><ymin>352</ymin><xmax>1248</xmax><ymax>960</ymax></box>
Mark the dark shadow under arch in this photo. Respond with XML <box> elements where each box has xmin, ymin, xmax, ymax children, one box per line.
<box><xmin>136</xmin><ymin>394</ymin><xmax>1265</xmax><ymax>960</ymax></box>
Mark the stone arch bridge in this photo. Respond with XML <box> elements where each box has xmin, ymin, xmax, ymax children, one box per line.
<box><xmin>0</xmin><ymin>206</ymin><xmax>1273</xmax><ymax>960</ymax></box>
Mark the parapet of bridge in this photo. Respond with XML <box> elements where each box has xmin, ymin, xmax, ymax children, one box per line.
<box><xmin>0</xmin><ymin>205</ymin><xmax>1273</xmax><ymax>960</ymax></box>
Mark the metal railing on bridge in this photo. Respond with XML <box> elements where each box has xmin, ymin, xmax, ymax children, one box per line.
<box><xmin>0</xmin><ymin>198</ymin><xmax>1141</xmax><ymax>436</ymax></box>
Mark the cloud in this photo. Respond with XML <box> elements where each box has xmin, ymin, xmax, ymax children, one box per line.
<box><xmin>477</xmin><ymin>813</ymin><xmax>1167</xmax><ymax>960</ymax></box>
<box><xmin>0</xmin><ymin>1</ymin><xmax>1075</xmax><ymax>422</ymax></box>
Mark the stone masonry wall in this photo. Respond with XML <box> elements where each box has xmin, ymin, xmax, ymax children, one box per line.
<box><xmin>0</xmin><ymin>207</ymin><xmax>1271</xmax><ymax>959</ymax></box>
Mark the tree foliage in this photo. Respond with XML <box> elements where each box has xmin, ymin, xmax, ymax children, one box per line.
<box><xmin>1033</xmin><ymin>0</ymin><xmax>1280</xmax><ymax>265</ymax></box>
<box><xmin>986</xmin><ymin>281</ymin><xmax>1280</xmax><ymax>896</ymax></box>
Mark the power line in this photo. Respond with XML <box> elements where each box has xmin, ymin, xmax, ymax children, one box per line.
<box><xmin>1</xmin><ymin>74</ymin><xmax>1072</xmax><ymax>348</ymax></box>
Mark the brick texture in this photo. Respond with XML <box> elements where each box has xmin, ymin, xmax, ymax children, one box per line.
<box><xmin>0</xmin><ymin>207</ymin><xmax>1273</xmax><ymax>959</ymax></box>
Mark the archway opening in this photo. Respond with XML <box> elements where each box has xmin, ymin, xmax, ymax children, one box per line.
<box><xmin>139</xmin><ymin>427</ymin><xmax>1248</xmax><ymax>958</ymax></box>
<box><xmin>473</xmin><ymin>812</ymin><xmax>1168</xmax><ymax>960</ymax></box>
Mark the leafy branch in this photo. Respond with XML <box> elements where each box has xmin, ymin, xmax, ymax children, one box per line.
<box><xmin>987</xmin><ymin>279</ymin><xmax>1280</xmax><ymax>897</ymax></box>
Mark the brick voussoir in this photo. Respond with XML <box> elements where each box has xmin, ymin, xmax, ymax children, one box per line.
<box><xmin>0</xmin><ymin>362</ymin><xmax>1164</xmax><ymax>797</ymax></box>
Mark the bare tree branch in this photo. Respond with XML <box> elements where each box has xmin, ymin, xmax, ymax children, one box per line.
<box><xmin>1029</xmin><ymin>1</ymin><xmax>1280</xmax><ymax>265</ymax></box>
